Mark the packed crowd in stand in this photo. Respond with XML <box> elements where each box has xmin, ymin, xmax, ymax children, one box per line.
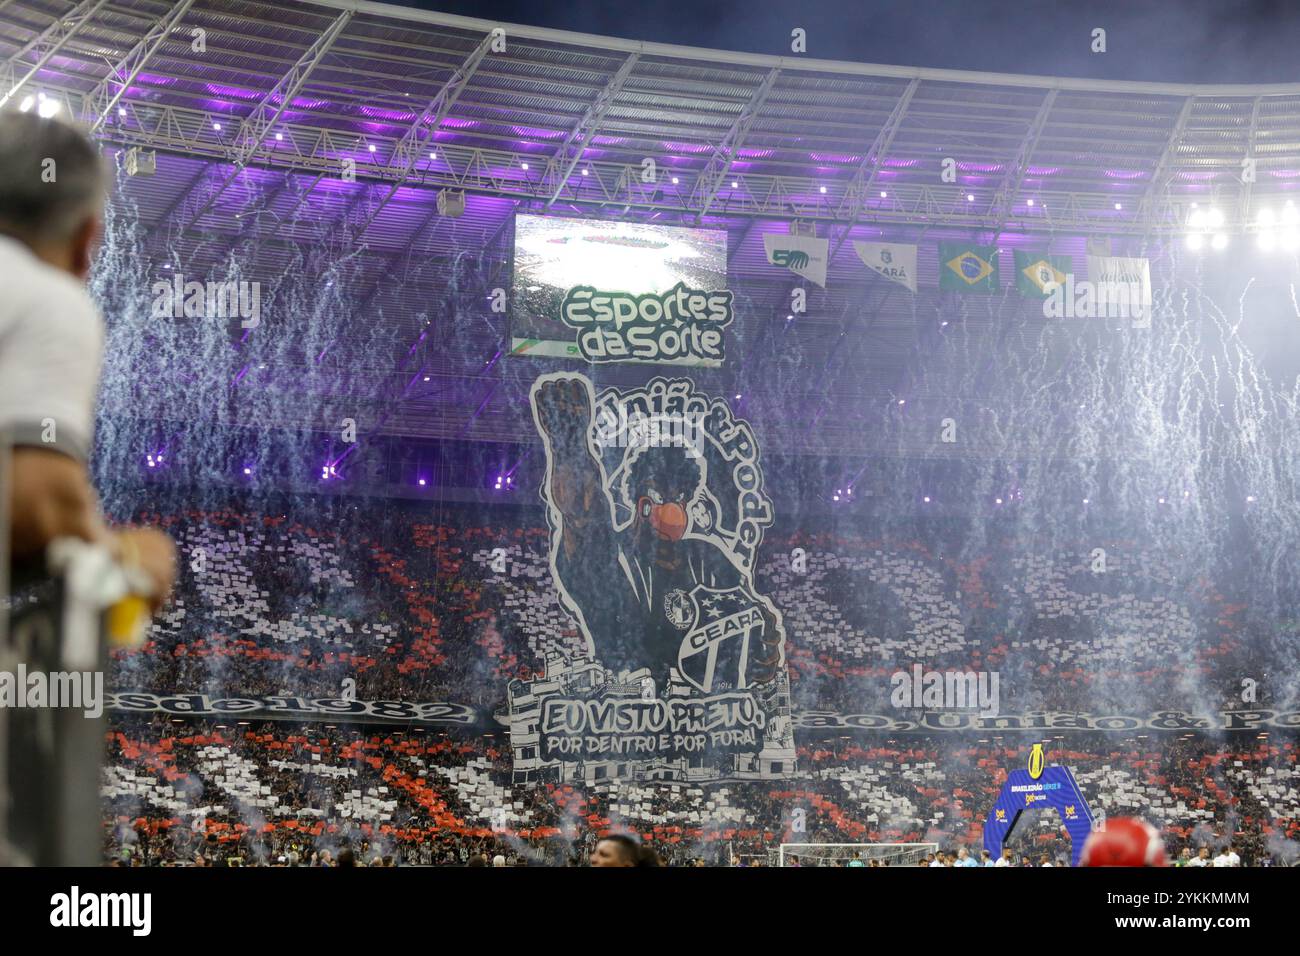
<box><xmin>98</xmin><ymin>499</ymin><xmax>1298</xmax><ymax>865</ymax></box>
<box><xmin>102</xmin><ymin>714</ymin><xmax>1298</xmax><ymax>866</ymax></box>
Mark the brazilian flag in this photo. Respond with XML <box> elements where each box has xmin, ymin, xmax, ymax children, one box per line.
<box><xmin>939</xmin><ymin>241</ymin><xmax>999</xmax><ymax>293</ymax></box>
<box><xmin>1014</xmin><ymin>250</ymin><xmax>1071</xmax><ymax>298</ymax></box>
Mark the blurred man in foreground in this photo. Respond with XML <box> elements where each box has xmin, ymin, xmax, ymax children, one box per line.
<box><xmin>0</xmin><ymin>111</ymin><xmax>174</xmax><ymax>604</ymax></box>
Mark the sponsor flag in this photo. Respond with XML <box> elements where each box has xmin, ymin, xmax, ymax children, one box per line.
<box><xmin>1087</xmin><ymin>255</ymin><xmax>1152</xmax><ymax>327</ymax></box>
<box><xmin>853</xmin><ymin>241</ymin><xmax>918</xmax><ymax>292</ymax></box>
<box><xmin>939</xmin><ymin>241</ymin><xmax>999</xmax><ymax>293</ymax></box>
<box><xmin>1014</xmin><ymin>250</ymin><xmax>1072</xmax><ymax>298</ymax></box>
<box><xmin>764</xmin><ymin>232</ymin><xmax>829</xmax><ymax>288</ymax></box>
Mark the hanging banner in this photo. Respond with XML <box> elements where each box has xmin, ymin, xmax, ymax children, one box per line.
<box><xmin>518</xmin><ymin>372</ymin><xmax>796</xmax><ymax>783</ymax></box>
<box><xmin>853</xmin><ymin>241</ymin><xmax>918</xmax><ymax>292</ymax></box>
<box><xmin>765</xmin><ymin>232</ymin><xmax>829</xmax><ymax>288</ymax></box>
<box><xmin>939</xmin><ymin>241</ymin><xmax>1000</xmax><ymax>293</ymax></box>
<box><xmin>1014</xmin><ymin>250</ymin><xmax>1072</xmax><ymax>298</ymax></box>
<box><xmin>1086</xmin><ymin>255</ymin><xmax>1152</xmax><ymax>327</ymax></box>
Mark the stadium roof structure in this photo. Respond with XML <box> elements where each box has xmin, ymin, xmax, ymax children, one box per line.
<box><xmin>6</xmin><ymin>0</ymin><xmax>1300</xmax><ymax>236</ymax></box>
<box><xmin>3</xmin><ymin>0</ymin><xmax>1297</xmax><ymax>467</ymax></box>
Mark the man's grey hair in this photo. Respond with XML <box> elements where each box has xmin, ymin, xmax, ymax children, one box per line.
<box><xmin>0</xmin><ymin>110</ymin><xmax>106</xmax><ymax>244</ymax></box>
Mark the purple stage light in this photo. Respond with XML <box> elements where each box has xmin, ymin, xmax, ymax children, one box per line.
<box><xmin>417</xmin><ymin>478</ymin><xmax>427</xmax><ymax>487</ymax></box>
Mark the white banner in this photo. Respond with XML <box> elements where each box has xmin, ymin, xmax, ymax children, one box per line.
<box><xmin>764</xmin><ymin>233</ymin><xmax>829</xmax><ymax>288</ymax></box>
<box><xmin>1087</xmin><ymin>255</ymin><xmax>1152</xmax><ymax>327</ymax></box>
<box><xmin>853</xmin><ymin>240</ymin><xmax>918</xmax><ymax>292</ymax></box>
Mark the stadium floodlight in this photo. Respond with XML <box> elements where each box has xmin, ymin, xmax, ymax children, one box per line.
<box><xmin>1185</xmin><ymin>207</ymin><xmax>1227</xmax><ymax>251</ymax></box>
<box><xmin>17</xmin><ymin>94</ymin><xmax>34</xmax><ymax>112</ymax></box>
<box><xmin>1274</xmin><ymin>205</ymin><xmax>1300</xmax><ymax>251</ymax></box>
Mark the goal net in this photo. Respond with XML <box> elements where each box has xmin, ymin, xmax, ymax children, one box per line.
<box><xmin>778</xmin><ymin>843</ymin><xmax>939</xmax><ymax>867</ymax></box>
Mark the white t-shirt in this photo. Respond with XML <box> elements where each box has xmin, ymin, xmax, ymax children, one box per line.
<box><xmin>1186</xmin><ymin>856</ymin><xmax>1208</xmax><ymax>867</ymax></box>
<box><xmin>0</xmin><ymin>235</ymin><xmax>103</xmax><ymax>461</ymax></box>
